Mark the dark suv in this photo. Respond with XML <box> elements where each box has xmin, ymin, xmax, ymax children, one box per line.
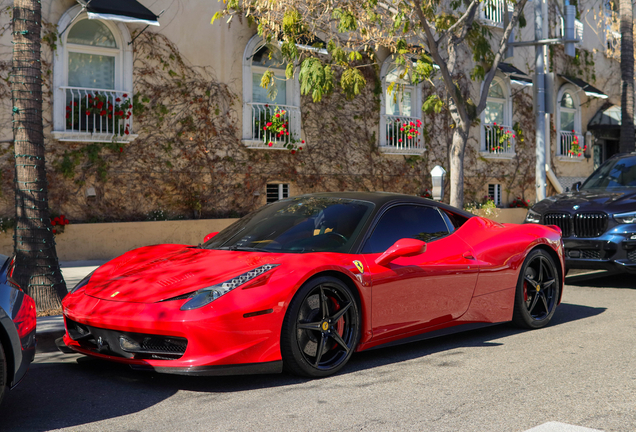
<box><xmin>525</xmin><ymin>153</ymin><xmax>636</xmax><ymax>273</ymax></box>
<box><xmin>0</xmin><ymin>254</ymin><xmax>36</xmax><ymax>405</ymax></box>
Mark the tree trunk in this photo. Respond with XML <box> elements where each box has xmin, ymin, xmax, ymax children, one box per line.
<box><xmin>619</xmin><ymin>0</ymin><xmax>635</xmax><ymax>153</ymax></box>
<box><xmin>449</xmin><ymin>125</ymin><xmax>469</xmax><ymax>209</ymax></box>
<box><xmin>12</xmin><ymin>0</ymin><xmax>66</xmax><ymax>312</ymax></box>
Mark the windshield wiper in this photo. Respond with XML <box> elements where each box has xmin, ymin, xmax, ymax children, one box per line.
<box><xmin>219</xmin><ymin>246</ymin><xmax>273</xmax><ymax>252</ymax></box>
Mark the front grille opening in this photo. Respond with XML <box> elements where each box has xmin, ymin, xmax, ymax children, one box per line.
<box><xmin>573</xmin><ymin>213</ymin><xmax>608</xmax><ymax>238</ymax></box>
<box><xmin>628</xmin><ymin>249</ymin><xmax>636</xmax><ymax>263</ymax></box>
<box><xmin>65</xmin><ymin>317</ymin><xmax>187</xmax><ymax>360</ymax></box>
<box><xmin>544</xmin><ymin>213</ymin><xmax>572</xmax><ymax>237</ymax></box>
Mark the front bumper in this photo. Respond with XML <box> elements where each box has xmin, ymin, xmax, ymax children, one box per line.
<box><xmin>61</xmin><ymin>290</ymin><xmax>286</xmax><ymax>375</ymax></box>
<box><xmin>563</xmin><ymin>230</ymin><xmax>636</xmax><ymax>273</ymax></box>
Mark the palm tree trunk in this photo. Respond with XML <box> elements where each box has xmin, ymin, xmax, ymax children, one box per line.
<box><xmin>619</xmin><ymin>0</ymin><xmax>635</xmax><ymax>153</ymax></box>
<box><xmin>11</xmin><ymin>0</ymin><xmax>66</xmax><ymax>312</ymax></box>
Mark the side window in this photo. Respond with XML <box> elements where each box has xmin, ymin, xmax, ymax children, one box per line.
<box><xmin>362</xmin><ymin>205</ymin><xmax>450</xmax><ymax>254</ymax></box>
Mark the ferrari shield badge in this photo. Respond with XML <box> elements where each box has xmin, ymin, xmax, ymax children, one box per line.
<box><xmin>353</xmin><ymin>260</ymin><xmax>364</xmax><ymax>274</ymax></box>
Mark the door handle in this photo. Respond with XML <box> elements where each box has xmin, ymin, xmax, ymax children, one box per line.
<box><xmin>462</xmin><ymin>252</ymin><xmax>475</xmax><ymax>260</ymax></box>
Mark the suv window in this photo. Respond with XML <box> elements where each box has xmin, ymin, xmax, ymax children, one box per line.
<box><xmin>362</xmin><ymin>205</ymin><xmax>450</xmax><ymax>254</ymax></box>
<box><xmin>582</xmin><ymin>156</ymin><xmax>636</xmax><ymax>190</ymax></box>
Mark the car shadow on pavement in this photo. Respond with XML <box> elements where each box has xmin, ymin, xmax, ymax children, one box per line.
<box><xmin>0</xmin><ymin>303</ymin><xmax>604</xmax><ymax>431</ymax></box>
<box><xmin>565</xmin><ymin>271</ymin><xmax>635</xmax><ymax>289</ymax></box>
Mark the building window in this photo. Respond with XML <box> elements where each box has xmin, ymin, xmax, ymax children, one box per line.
<box><xmin>53</xmin><ymin>6</ymin><xmax>134</xmax><ymax>143</ymax></box>
<box><xmin>556</xmin><ymin>86</ymin><xmax>583</xmax><ymax>158</ymax></box>
<box><xmin>242</xmin><ymin>35</ymin><xmax>301</xmax><ymax>149</ymax></box>
<box><xmin>379</xmin><ymin>59</ymin><xmax>424</xmax><ymax>155</ymax></box>
<box><xmin>266</xmin><ymin>184</ymin><xmax>289</xmax><ymax>203</ymax></box>
<box><xmin>488</xmin><ymin>184</ymin><xmax>502</xmax><ymax>206</ymax></box>
<box><xmin>481</xmin><ymin>77</ymin><xmax>515</xmax><ymax>157</ymax></box>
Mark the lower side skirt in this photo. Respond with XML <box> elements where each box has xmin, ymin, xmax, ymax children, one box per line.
<box><xmin>129</xmin><ymin>360</ymin><xmax>283</xmax><ymax>376</ymax></box>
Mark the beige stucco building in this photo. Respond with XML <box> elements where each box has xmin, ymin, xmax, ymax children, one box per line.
<box><xmin>0</xmin><ymin>0</ymin><xmax>625</xmax><ymax>223</ymax></box>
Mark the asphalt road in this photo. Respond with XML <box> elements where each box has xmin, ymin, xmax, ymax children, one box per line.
<box><xmin>1</xmin><ymin>272</ymin><xmax>634</xmax><ymax>432</ymax></box>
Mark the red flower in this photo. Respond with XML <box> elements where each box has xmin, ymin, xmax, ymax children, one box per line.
<box><xmin>119</xmin><ymin>147</ymin><xmax>123</xmax><ymax>153</ymax></box>
<box><xmin>123</xmin><ymin>93</ymin><xmax>128</xmax><ymax>98</ymax></box>
<box><xmin>263</xmin><ymin>126</ymin><xmax>267</xmax><ymax>130</ymax></box>
<box><xmin>66</xmin><ymin>106</ymin><xmax>70</xmax><ymax>111</ymax></box>
<box><xmin>65</xmin><ymin>113</ymin><xmax>69</xmax><ymax>119</ymax></box>
<box><xmin>266</xmin><ymin>122</ymin><xmax>272</xmax><ymax>127</ymax></box>
<box><xmin>275</xmin><ymin>114</ymin><xmax>280</xmax><ymax>118</ymax></box>
<box><xmin>129</xmin><ymin>104</ymin><xmax>133</xmax><ymax>109</ymax></box>
<box><xmin>265</xmin><ymin>104</ymin><xmax>269</xmax><ymax>108</ymax></box>
<box><xmin>268</xmin><ymin>142</ymin><xmax>273</xmax><ymax>147</ymax></box>
<box><xmin>52</xmin><ymin>229</ymin><xmax>57</xmax><ymax>234</ymax></box>
<box><xmin>97</xmin><ymin>102</ymin><xmax>104</xmax><ymax>109</ymax></box>
<box><xmin>301</xmin><ymin>140</ymin><xmax>305</xmax><ymax>144</ymax></box>
<box><xmin>100</xmin><ymin>110</ymin><xmax>107</xmax><ymax>116</ymax></box>
<box><xmin>298</xmin><ymin>147</ymin><xmax>303</xmax><ymax>150</ymax></box>
<box><xmin>74</xmin><ymin>102</ymin><xmax>78</xmax><ymax>106</ymax></box>
<box><xmin>512</xmin><ymin>134</ymin><xmax>516</xmax><ymax>138</ymax></box>
<box><xmin>51</xmin><ymin>219</ymin><xmax>57</xmax><ymax>226</ymax></box>
<box><xmin>116</xmin><ymin>98</ymin><xmax>121</xmax><ymax>102</ymax></box>
<box><xmin>108</xmin><ymin>114</ymin><xmax>112</xmax><ymax>119</ymax></box>
<box><xmin>85</xmin><ymin>110</ymin><xmax>90</xmax><ymax>115</ymax></box>
<box><xmin>125</xmin><ymin>129</ymin><xmax>130</xmax><ymax>135</ymax></box>
<box><xmin>493</xmin><ymin>122</ymin><xmax>497</xmax><ymax>126</ymax></box>
<box><xmin>398</xmin><ymin>138</ymin><xmax>403</xmax><ymax>142</ymax></box>
<box><xmin>291</xmin><ymin>150</ymin><xmax>296</xmax><ymax>155</ymax></box>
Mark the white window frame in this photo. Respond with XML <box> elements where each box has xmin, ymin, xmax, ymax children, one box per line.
<box><xmin>266</xmin><ymin>183</ymin><xmax>289</xmax><ymax>203</ymax></box>
<box><xmin>242</xmin><ymin>35</ymin><xmax>301</xmax><ymax>150</ymax></box>
<box><xmin>488</xmin><ymin>184</ymin><xmax>502</xmax><ymax>206</ymax></box>
<box><xmin>52</xmin><ymin>5</ymin><xmax>135</xmax><ymax>143</ymax></box>
<box><xmin>379</xmin><ymin>56</ymin><xmax>425</xmax><ymax>155</ymax></box>
<box><xmin>556</xmin><ymin>84</ymin><xmax>584</xmax><ymax>161</ymax></box>
<box><xmin>480</xmin><ymin>75</ymin><xmax>515</xmax><ymax>159</ymax></box>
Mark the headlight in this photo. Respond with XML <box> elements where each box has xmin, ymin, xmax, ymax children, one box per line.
<box><xmin>70</xmin><ymin>270</ymin><xmax>95</xmax><ymax>294</ymax></box>
<box><xmin>614</xmin><ymin>211</ymin><xmax>636</xmax><ymax>224</ymax></box>
<box><xmin>180</xmin><ymin>264</ymin><xmax>279</xmax><ymax>311</ymax></box>
<box><xmin>525</xmin><ymin>209</ymin><xmax>541</xmax><ymax>224</ymax></box>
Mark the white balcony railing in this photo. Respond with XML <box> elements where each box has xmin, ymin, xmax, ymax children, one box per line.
<box><xmin>245</xmin><ymin>103</ymin><xmax>301</xmax><ymax>150</ymax></box>
<box><xmin>479</xmin><ymin>0</ymin><xmax>514</xmax><ymax>28</ymax></box>
<box><xmin>482</xmin><ymin>123</ymin><xmax>516</xmax><ymax>156</ymax></box>
<box><xmin>58</xmin><ymin>86</ymin><xmax>134</xmax><ymax>142</ymax></box>
<box><xmin>558</xmin><ymin>131</ymin><xmax>585</xmax><ymax>158</ymax></box>
<box><xmin>382</xmin><ymin>115</ymin><xmax>425</xmax><ymax>154</ymax></box>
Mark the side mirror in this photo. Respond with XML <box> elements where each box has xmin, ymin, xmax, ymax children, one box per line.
<box><xmin>203</xmin><ymin>232</ymin><xmax>219</xmax><ymax>243</ymax></box>
<box><xmin>375</xmin><ymin>238</ymin><xmax>427</xmax><ymax>267</ymax></box>
<box><xmin>572</xmin><ymin>181</ymin><xmax>581</xmax><ymax>192</ymax></box>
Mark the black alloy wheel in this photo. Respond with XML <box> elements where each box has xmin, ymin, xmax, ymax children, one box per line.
<box><xmin>512</xmin><ymin>249</ymin><xmax>560</xmax><ymax>329</ymax></box>
<box><xmin>0</xmin><ymin>342</ymin><xmax>6</xmax><ymax>405</ymax></box>
<box><xmin>281</xmin><ymin>276</ymin><xmax>360</xmax><ymax>378</ymax></box>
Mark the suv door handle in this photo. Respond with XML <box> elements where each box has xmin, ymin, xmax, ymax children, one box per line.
<box><xmin>462</xmin><ymin>252</ymin><xmax>475</xmax><ymax>260</ymax></box>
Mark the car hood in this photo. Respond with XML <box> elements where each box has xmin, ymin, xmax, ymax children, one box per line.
<box><xmin>85</xmin><ymin>244</ymin><xmax>286</xmax><ymax>303</ymax></box>
<box><xmin>532</xmin><ymin>188</ymin><xmax>636</xmax><ymax>215</ymax></box>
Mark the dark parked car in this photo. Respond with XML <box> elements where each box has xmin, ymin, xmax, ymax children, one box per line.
<box><xmin>525</xmin><ymin>153</ymin><xmax>636</xmax><ymax>274</ymax></box>
<box><xmin>0</xmin><ymin>254</ymin><xmax>36</xmax><ymax>405</ymax></box>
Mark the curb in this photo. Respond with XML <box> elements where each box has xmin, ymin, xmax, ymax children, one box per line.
<box><xmin>36</xmin><ymin>315</ymin><xmax>65</xmax><ymax>354</ymax></box>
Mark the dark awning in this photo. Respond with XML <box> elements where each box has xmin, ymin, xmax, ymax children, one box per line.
<box><xmin>588</xmin><ymin>103</ymin><xmax>621</xmax><ymax>130</ymax></box>
<box><xmin>78</xmin><ymin>0</ymin><xmax>160</xmax><ymax>26</ymax></box>
<box><xmin>497</xmin><ymin>63</ymin><xmax>533</xmax><ymax>87</ymax></box>
<box><xmin>560</xmin><ymin>75</ymin><xmax>608</xmax><ymax>99</ymax></box>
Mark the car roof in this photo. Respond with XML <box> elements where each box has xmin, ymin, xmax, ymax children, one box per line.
<box><xmin>287</xmin><ymin>191</ymin><xmax>475</xmax><ymax>218</ymax></box>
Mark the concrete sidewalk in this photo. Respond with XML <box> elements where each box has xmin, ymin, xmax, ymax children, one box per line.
<box><xmin>35</xmin><ymin>260</ymin><xmax>107</xmax><ymax>353</ymax></box>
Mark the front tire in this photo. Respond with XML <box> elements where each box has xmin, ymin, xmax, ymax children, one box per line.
<box><xmin>512</xmin><ymin>249</ymin><xmax>561</xmax><ymax>329</ymax></box>
<box><xmin>281</xmin><ymin>276</ymin><xmax>360</xmax><ymax>378</ymax></box>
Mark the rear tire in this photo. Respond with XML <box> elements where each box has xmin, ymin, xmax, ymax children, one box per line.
<box><xmin>512</xmin><ymin>249</ymin><xmax>560</xmax><ymax>329</ymax></box>
<box><xmin>0</xmin><ymin>342</ymin><xmax>7</xmax><ymax>406</ymax></box>
<box><xmin>281</xmin><ymin>276</ymin><xmax>360</xmax><ymax>378</ymax></box>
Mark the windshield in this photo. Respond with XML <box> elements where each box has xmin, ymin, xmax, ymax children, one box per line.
<box><xmin>203</xmin><ymin>196</ymin><xmax>374</xmax><ymax>253</ymax></box>
<box><xmin>581</xmin><ymin>156</ymin><xmax>636</xmax><ymax>190</ymax></box>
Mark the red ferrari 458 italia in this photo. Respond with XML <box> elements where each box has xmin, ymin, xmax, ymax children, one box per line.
<box><xmin>59</xmin><ymin>192</ymin><xmax>565</xmax><ymax>378</ymax></box>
